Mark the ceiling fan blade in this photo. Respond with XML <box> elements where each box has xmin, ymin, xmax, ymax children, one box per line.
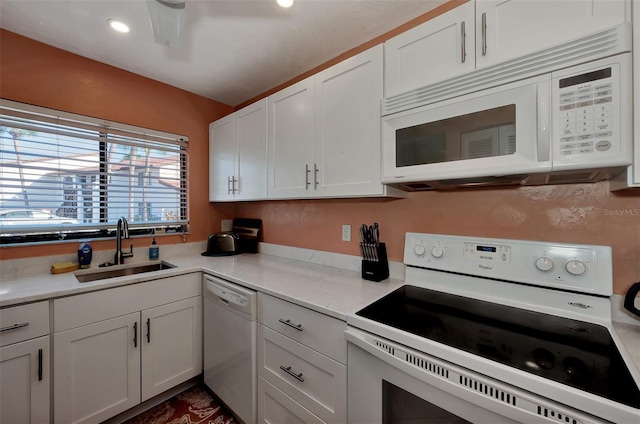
<box><xmin>146</xmin><ymin>0</ymin><xmax>185</xmax><ymax>48</ymax></box>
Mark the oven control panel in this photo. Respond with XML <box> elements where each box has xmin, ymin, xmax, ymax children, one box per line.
<box><xmin>405</xmin><ymin>233</ymin><xmax>613</xmax><ymax>296</ymax></box>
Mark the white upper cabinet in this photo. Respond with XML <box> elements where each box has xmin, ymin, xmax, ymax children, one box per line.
<box><xmin>385</xmin><ymin>0</ymin><xmax>629</xmax><ymax>98</ymax></box>
<box><xmin>209</xmin><ymin>98</ymin><xmax>268</xmax><ymax>201</ymax></box>
<box><xmin>235</xmin><ymin>99</ymin><xmax>269</xmax><ymax>200</ymax></box>
<box><xmin>611</xmin><ymin>0</ymin><xmax>639</xmax><ymax>190</ymax></box>
<box><xmin>268</xmin><ymin>78</ymin><xmax>315</xmax><ymax>199</ymax></box>
<box><xmin>269</xmin><ymin>45</ymin><xmax>404</xmax><ymax>200</ymax></box>
<box><xmin>476</xmin><ymin>0</ymin><xmax>629</xmax><ymax>69</ymax></box>
<box><xmin>384</xmin><ymin>2</ymin><xmax>475</xmax><ymax>98</ymax></box>
<box><xmin>314</xmin><ymin>44</ymin><xmax>388</xmax><ymax>197</ymax></box>
<box><xmin>209</xmin><ymin>114</ymin><xmax>235</xmax><ymax>201</ymax></box>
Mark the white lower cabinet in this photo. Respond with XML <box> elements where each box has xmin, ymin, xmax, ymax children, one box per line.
<box><xmin>53</xmin><ymin>273</ymin><xmax>202</xmax><ymax>424</ymax></box>
<box><xmin>0</xmin><ymin>301</ymin><xmax>50</xmax><ymax>424</ymax></box>
<box><xmin>54</xmin><ymin>313</ymin><xmax>140</xmax><ymax>424</ymax></box>
<box><xmin>141</xmin><ymin>297</ymin><xmax>202</xmax><ymax>401</ymax></box>
<box><xmin>258</xmin><ymin>376</ymin><xmax>325</xmax><ymax>424</ymax></box>
<box><xmin>257</xmin><ymin>293</ymin><xmax>347</xmax><ymax>424</ymax></box>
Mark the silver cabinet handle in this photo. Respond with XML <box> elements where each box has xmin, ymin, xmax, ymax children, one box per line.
<box><xmin>461</xmin><ymin>21</ymin><xmax>466</xmax><ymax>63</ymax></box>
<box><xmin>305</xmin><ymin>164</ymin><xmax>311</xmax><ymax>189</ymax></box>
<box><xmin>232</xmin><ymin>176</ymin><xmax>238</xmax><ymax>193</ymax></box>
<box><xmin>278</xmin><ymin>318</ymin><xmax>303</xmax><ymax>331</ymax></box>
<box><xmin>279</xmin><ymin>365</ymin><xmax>304</xmax><ymax>382</ymax></box>
<box><xmin>481</xmin><ymin>12</ymin><xmax>487</xmax><ymax>56</ymax></box>
<box><xmin>0</xmin><ymin>322</ymin><xmax>29</xmax><ymax>333</ymax></box>
<box><xmin>227</xmin><ymin>176</ymin><xmax>232</xmax><ymax>195</ymax></box>
<box><xmin>314</xmin><ymin>163</ymin><xmax>319</xmax><ymax>188</ymax></box>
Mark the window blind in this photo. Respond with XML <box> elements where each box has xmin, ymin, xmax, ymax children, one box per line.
<box><xmin>0</xmin><ymin>99</ymin><xmax>189</xmax><ymax>244</ymax></box>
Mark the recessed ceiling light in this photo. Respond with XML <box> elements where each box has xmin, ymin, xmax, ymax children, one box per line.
<box><xmin>108</xmin><ymin>19</ymin><xmax>130</xmax><ymax>33</ymax></box>
<box><xmin>276</xmin><ymin>0</ymin><xmax>293</xmax><ymax>8</ymax></box>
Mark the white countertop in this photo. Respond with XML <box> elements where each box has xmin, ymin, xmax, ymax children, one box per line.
<box><xmin>0</xmin><ymin>248</ymin><xmax>404</xmax><ymax>321</ymax></box>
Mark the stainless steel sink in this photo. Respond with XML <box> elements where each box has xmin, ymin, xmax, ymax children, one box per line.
<box><xmin>75</xmin><ymin>261</ymin><xmax>176</xmax><ymax>283</ymax></box>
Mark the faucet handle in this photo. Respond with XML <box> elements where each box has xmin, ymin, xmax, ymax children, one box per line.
<box><xmin>123</xmin><ymin>244</ymin><xmax>134</xmax><ymax>258</ymax></box>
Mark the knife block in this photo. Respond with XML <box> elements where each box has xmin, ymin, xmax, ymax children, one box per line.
<box><xmin>361</xmin><ymin>242</ymin><xmax>389</xmax><ymax>282</ymax></box>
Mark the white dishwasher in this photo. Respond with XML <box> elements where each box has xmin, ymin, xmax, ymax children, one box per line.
<box><xmin>203</xmin><ymin>274</ymin><xmax>257</xmax><ymax>424</ymax></box>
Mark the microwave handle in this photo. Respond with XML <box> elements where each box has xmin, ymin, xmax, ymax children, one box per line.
<box><xmin>481</xmin><ymin>13</ymin><xmax>487</xmax><ymax>56</ymax></box>
<box><xmin>537</xmin><ymin>79</ymin><xmax>551</xmax><ymax>163</ymax></box>
<box><xmin>461</xmin><ymin>21</ymin><xmax>467</xmax><ymax>64</ymax></box>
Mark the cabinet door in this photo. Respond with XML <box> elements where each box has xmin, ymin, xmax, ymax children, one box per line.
<box><xmin>209</xmin><ymin>114</ymin><xmax>236</xmax><ymax>201</ymax></box>
<box><xmin>314</xmin><ymin>45</ymin><xmax>386</xmax><ymax>198</ymax></box>
<box><xmin>54</xmin><ymin>313</ymin><xmax>140</xmax><ymax>424</ymax></box>
<box><xmin>258</xmin><ymin>377</ymin><xmax>325</xmax><ymax>424</ymax></box>
<box><xmin>476</xmin><ymin>0</ymin><xmax>628</xmax><ymax>69</ymax></box>
<box><xmin>141</xmin><ymin>296</ymin><xmax>202</xmax><ymax>401</ymax></box>
<box><xmin>384</xmin><ymin>1</ymin><xmax>475</xmax><ymax>97</ymax></box>
<box><xmin>268</xmin><ymin>77</ymin><xmax>315</xmax><ymax>199</ymax></box>
<box><xmin>0</xmin><ymin>336</ymin><xmax>49</xmax><ymax>424</ymax></box>
<box><xmin>236</xmin><ymin>98</ymin><xmax>268</xmax><ymax>200</ymax></box>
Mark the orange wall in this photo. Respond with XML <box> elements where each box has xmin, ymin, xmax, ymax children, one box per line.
<box><xmin>0</xmin><ymin>29</ymin><xmax>233</xmax><ymax>260</ymax></box>
<box><xmin>236</xmin><ymin>184</ymin><xmax>640</xmax><ymax>294</ymax></box>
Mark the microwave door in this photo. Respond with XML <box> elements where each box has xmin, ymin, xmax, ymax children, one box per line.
<box><xmin>460</xmin><ymin>124</ymin><xmax>516</xmax><ymax>160</ymax></box>
<box><xmin>382</xmin><ymin>79</ymin><xmax>552</xmax><ymax>184</ymax></box>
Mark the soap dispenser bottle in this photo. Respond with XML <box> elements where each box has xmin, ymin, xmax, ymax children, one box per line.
<box><xmin>149</xmin><ymin>237</ymin><xmax>159</xmax><ymax>260</ymax></box>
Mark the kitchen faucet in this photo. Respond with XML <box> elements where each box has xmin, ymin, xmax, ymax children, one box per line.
<box><xmin>114</xmin><ymin>217</ymin><xmax>134</xmax><ymax>265</ymax></box>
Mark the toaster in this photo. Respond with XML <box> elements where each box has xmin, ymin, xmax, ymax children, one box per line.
<box><xmin>202</xmin><ymin>231</ymin><xmax>240</xmax><ymax>256</ymax></box>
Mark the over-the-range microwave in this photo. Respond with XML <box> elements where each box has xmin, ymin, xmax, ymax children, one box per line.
<box><xmin>382</xmin><ymin>53</ymin><xmax>632</xmax><ymax>190</ymax></box>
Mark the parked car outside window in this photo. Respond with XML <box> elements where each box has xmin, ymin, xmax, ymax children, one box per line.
<box><xmin>0</xmin><ymin>209</ymin><xmax>79</xmax><ymax>226</ymax></box>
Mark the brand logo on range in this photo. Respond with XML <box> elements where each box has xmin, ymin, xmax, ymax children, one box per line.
<box><xmin>568</xmin><ymin>302</ymin><xmax>592</xmax><ymax>309</ymax></box>
<box><xmin>478</xmin><ymin>265</ymin><xmax>493</xmax><ymax>270</ymax></box>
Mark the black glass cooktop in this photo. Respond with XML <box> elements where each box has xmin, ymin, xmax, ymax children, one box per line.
<box><xmin>356</xmin><ymin>285</ymin><xmax>640</xmax><ymax>409</ymax></box>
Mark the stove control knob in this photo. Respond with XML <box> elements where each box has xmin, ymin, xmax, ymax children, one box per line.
<box><xmin>413</xmin><ymin>244</ymin><xmax>426</xmax><ymax>256</ymax></box>
<box><xmin>565</xmin><ymin>260</ymin><xmax>587</xmax><ymax>276</ymax></box>
<box><xmin>535</xmin><ymin>257</ymin><xmax>554</xmax><ymax>272</ymax></box>
<box><xmin>431</xmin><ymin>246</ymin><xmax>445</xmax><ymax>258</ymax></box>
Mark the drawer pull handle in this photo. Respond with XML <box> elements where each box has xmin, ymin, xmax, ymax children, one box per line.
<box><xmin>278</xmin><ymin>319</ymin><xmax>303</xmax><ymax>331</ymax></box>
<box><xmin>279</xmin><ymin>365</ymin><xmax>304</xmax><ymax>382</ymax></box>
<box><xmin>0</xmin><ymin>322</ymin><xmax>29</xmax><ymax>333</ymax></box>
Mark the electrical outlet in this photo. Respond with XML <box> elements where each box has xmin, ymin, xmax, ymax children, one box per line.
<box><xmin>342</xmin><ymin>224</ymin><xmax>351</xmax><ymax>242</ymax></box>
<box><xmin>221</xmin><ymin>219</ymin><xmax>233</xmax><ymax>231</ymax></box>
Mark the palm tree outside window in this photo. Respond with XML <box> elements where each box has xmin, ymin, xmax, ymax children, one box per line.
<box><xmin>0</xmin><ymin>99</ymin><xmax>189</xmax><ymax>244</ymax></box>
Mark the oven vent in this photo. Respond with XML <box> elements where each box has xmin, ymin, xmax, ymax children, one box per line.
<box><xmin>405</xmin><ymin>353</ymin><xmax>449</xmax><ymax>378</ymax></box>
<box><xmin>374</xmin><ymin>340</ymin><xmax>395</xmax><ymax>356</ymax></box>
<box><xmin>537</xmin><ymin>405</ymin><xmax>582</xmax><ymax>424</ymax></box>
<box><xmin>459</xmin><ymin>376</ymin><xmax>517</xmax><ymax>407</ymax></box>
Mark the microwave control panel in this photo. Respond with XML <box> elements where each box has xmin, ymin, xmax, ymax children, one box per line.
<box><xmin>552</xmin><ymin>53</ymin><xmax>630</xmax><ymax>168</ymax></box>
<box><xmin>557</xmin><ymin>66</ymin><xmax>617</xmax><ymax>156</ymax></box>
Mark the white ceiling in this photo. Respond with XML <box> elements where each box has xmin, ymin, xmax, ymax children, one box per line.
<box><xmin>0</xmin><ymin>0</ymin><xmax>446</xmax><ymax>107</ymax></box>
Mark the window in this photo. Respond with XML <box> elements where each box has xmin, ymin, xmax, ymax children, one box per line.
<box><xmin>0</xmin><ymin>99</ymin><xmax>189</xmax><ymax>244</ymax></box>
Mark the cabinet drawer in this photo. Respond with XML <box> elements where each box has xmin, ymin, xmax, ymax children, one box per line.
<box><xmin>258</xmin><ymin>376</ymin><xmax>325</xmax><ymax>424</ymax></box>
<box><xmin>258</xmin><ymin>325</ymin><xmax>346</xmax><ymax>424</ymax></box>
<box><xmin>0</xmin><ymin>301</ymin><xmax>49</xmax><ymax>347</ymax></box>
<box><xmin>54</xmin><ymin>272</ymin><xmax>201</xmax><ymax>332</ymax></box>
<box><xmin>258</xmin><ymin>293</ymin><xmax>347</xmax><ymax>364</ymax></box>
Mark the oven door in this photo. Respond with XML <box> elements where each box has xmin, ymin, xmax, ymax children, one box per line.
<box><xmin>381</xmin><ymin>76</ymin><xmax>551</xmax><ymax>185</ymax></box>
<box><xmin>346</xmin><ymin>327</ymin><xmax>607</xmax><ymax>424</ymax></box>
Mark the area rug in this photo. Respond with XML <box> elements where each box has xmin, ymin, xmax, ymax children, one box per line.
<box><xmin>124</xmin><ymin>385</ymin><xmax>236</xmax><ymax>424</ymax></box>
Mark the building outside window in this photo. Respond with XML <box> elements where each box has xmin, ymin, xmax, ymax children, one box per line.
<box><xmin>0</xmin><ymin>99</ymin><xmax>189</xmax><ymax>244</ymax></box>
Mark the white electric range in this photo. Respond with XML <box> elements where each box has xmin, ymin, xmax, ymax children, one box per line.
<box><xmin>346</xmin><ymin>233</ymin><xmax>640</xmax><ymax>424</ymax></box>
